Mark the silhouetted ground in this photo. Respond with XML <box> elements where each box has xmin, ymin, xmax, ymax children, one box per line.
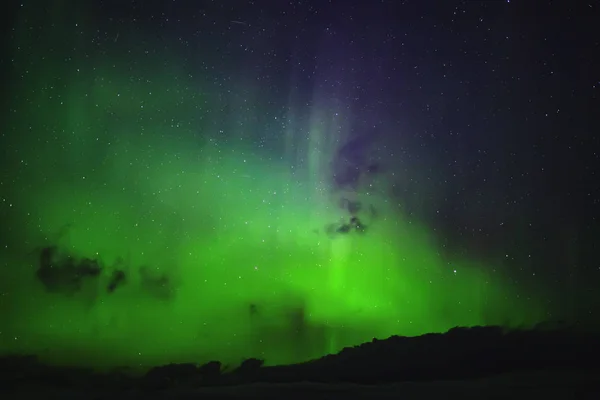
<box><xmin>2</xmin><ymin>325</ymin><xmax>600</xmax><ymax>398</ymax></box>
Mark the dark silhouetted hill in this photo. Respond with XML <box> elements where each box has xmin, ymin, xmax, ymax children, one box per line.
<box><xmin>1</xmin><ymin>324</ymin><xmax>599</xmax><ymax>393</ymax></box>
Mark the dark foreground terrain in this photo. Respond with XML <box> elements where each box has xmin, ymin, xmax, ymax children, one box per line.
<box><xmin>2</xmin><ymin>325</ymin><xmax>600</xmax><ymax>398</ymax></box>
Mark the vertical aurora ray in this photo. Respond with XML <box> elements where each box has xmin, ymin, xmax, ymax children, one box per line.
<box><xmin>0</xmin><ymin>3</ymin><xmax>547</xmax><ymax>369</ymax></box>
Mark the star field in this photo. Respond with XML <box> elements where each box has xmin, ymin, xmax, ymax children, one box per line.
<box><xmin>0</xmin><ymin>0</ymin><xmax>599</xmax><ymax>367</ymax></box>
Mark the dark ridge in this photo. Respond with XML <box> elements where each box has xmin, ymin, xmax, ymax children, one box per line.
<box><xmin>1</xmin><ymin>324</ymin><xmax>599</xmax><ymax>391</ymax></box>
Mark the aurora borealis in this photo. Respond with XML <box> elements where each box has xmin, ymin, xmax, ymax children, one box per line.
<box><xmin>1</xmin><ymin>1</ymin><xmax>598</xmax><ymax>370</ymax></box>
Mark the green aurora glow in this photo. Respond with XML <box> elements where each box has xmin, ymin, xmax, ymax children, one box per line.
<box><xmin>0</xmin><ymin>4</ymin><xmax>545</xmax><ymax>369</ymax></box>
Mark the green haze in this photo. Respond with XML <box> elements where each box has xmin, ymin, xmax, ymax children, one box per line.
<box><xmin>0</xmin><ymin>3</ymin><xmax>545</xmax><ymax>370</ymax></box>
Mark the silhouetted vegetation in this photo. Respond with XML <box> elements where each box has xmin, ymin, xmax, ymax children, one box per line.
<box><xmin>1</xmin><ymin>324</ymin><xmax>599</xmax><ymax>392</ymax></box>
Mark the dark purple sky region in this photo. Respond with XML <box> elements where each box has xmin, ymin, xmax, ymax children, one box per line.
<box><xmin>1</xmin><ymin>0</ymin><xmax>599</xmax><ymax>328</ymax></box>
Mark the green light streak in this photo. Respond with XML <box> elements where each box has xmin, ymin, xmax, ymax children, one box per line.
<box><xmin>0</xmin><ymin>5</ymin><xmax>545</xmax><ymax>370</ymax></box>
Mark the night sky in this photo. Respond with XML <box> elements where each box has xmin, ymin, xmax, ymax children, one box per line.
<box><xmin>0</xmin><ymin>0</ymin><xmax>599</xmax><ymax>368</ymax></box>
